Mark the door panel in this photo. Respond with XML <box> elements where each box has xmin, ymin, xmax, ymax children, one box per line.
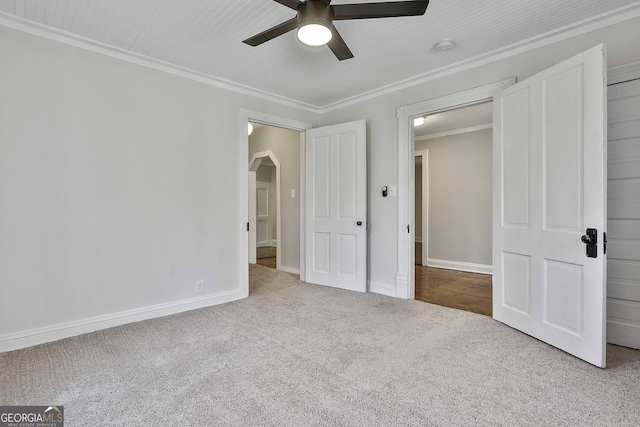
<box><xmin>493</xmin><ymin>45</ymin><xmax>607</xmax><ymax>367</ymax></box>
<box><xmin>248</xmin><ymin>171</ymin><xmax>257</xmax><ymax>264</ymax></box>
<box><xmin>256</xmin><ymin>184</ymin><xmax>270</xmax><ymax>247</ymax></box>
<box><xmin>502</xmin><ymin>87</ymin><xmax>531</xmax><ymax>227</ymax></box>
<box><xmin>305</xmin><ymin>120</ymin><xmax>366</xmax><ymax>292</ymax></box>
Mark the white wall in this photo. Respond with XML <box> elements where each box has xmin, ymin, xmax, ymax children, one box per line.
<box><xmin>249</xmin><ymin>125</ymin><xmax>301</xmax><ymax>271</ymax></box>
<box><xmin>319</xmin><ymin>17</ymin><xmax>640</xmax><ymax>290</ymax></box>
<box><xmin>3</xmin><ymin>16</ymin><xmax>640</xmax><ymax>349</ymax></box>
<box><xmin>415</xmin><ymin>129</ymin><xmax>493</xmax><ymax>267</ymax></box>
<box><xmin>0</xmin><ymin>25</ymin><xmax>316</xmax><ymax>349</ymax></box>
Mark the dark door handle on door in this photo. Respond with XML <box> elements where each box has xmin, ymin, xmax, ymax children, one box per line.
<box><xmin>356</xmin><ymin>221</ymin><xmax>363</xmax><ymax>226</ymax></box>
<box><xmin>581</xmin><ymin>228</ymin><xmax>597</xmax><ymax>258</ymax></box>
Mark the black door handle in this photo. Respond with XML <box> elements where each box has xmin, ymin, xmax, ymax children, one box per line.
<box><xmin>356</xmin><ymin>221</ymin><xmax>363</xmax><ymax>226</ymax></box>
<box><xmin>581</xmin><ymin>228</ymin><xmax>597</xmax><ymax>258</ymax></box>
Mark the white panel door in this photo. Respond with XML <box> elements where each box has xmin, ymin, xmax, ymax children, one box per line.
<box><xmin>493</xmin><ymin>45</ymin><xmax>607</xmax><ymax>367</ymax></box>
<box><xmin>248</xmin><ymin>171</ymin><xmax>257</xmax><ymax>264</ymax></box>
<box><xmin>305</xmin><ymin>120</ymin><xmax>367</xmax><ymax>292</ymax></box>
<box><xmin>256</xmin><ymin>183</ymin><xmax>270</xmax><ymax>247</ymax></box>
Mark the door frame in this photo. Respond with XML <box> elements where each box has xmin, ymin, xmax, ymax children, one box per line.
<box><xmin>249</xmin><ymin>151</ymin><xmax>281</xmax><ymax>266</ymax></box>
<box><xmin>239</xmin><ymin>109</ymin><xmax>312</xmax><ymax>298</ymax></box>
<box><xmin>395</xmin><ymin>78</ymin><xmax>516</xmax><ymax>299</ymax></box>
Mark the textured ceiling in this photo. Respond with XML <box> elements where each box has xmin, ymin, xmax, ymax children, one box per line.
<box><xmin>1</xmin><ymin>0</ymin><xmax>640</xmax><ymax>110</ymax></box>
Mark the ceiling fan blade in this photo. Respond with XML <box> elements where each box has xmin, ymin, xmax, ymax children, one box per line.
<box><xmin>273</xmin><ymin>0</ymin><xmax>304</xmax><ymax>10</ymax></box>
<box><xmin>333</xmin><ymin>0</ymin><xmax>429</xmax><ymax>20</ymax></box>
<box><xmin>327</xmin><ymin>26</ymin><xmax>354</xmax><ymax>61</ymax></box>
<box><xmin>243</xmin><ymin>17</ymin><xmax>298</xmax><ymax>46</ymax></box>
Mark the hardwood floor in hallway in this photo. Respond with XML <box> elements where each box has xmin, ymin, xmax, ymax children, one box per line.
<box><xmin>256</xmin><ymin>246</ymin><xmax>276</xmax><ymax>269</ymax></box>
<box><xmin>415</xmin><ymin>244</ymin><xmax>492</xmax><ymax>316</ymax></box>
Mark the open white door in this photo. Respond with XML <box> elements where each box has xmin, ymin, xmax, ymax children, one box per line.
<box><xmin>256</xmin><ymin>183</ymin><xmax>271</xmax><ymax>247</ymax></box>
<box><xmin>305</xmin><ymin>120</ymin><xmax>367</xmax><ymax>292</ymax></box>
<box><xmin>493</xmin><ymin>45</ymin><xmax>607</xmax><ymax>367</ymax></box>
<box><xmin>248</xmin><ymin>171</ymin><xmax>257</xmax><ymax>264</ymax></box>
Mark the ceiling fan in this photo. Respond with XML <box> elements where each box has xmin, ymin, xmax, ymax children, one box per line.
<box><xmin>243</xmin><ymin>0</ymin><xmax>430</xmax><ymax>61</ymax></box>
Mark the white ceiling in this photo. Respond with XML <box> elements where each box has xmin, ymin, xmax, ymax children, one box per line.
<box><xmin>1</xmin><ymin>0</ymin><xmax>640</xmax><ymax>111</ymax></box>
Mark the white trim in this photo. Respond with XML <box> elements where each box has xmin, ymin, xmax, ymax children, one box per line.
<box><xmin>3</xmin><ymin>5</ymin><xmax>640</xmax><ymax>113</ymax></box>
<box><xmin>299</xmin><ymin>131</ymin><xmax>307</xmax><ymax>283</ymax></box>
<box><xmin>395</xmin><ymin>274</ymin><xmax>409</xmax><ymax>299</ymax></box>
<box><xmin>368</xmin><ymin>281</ymin><xmax>397</xmax><ymax>298</ymax></box>
<box><xmin>318</xmin><ymin>4</ymin><xmax>640</xmax><ymax>112</ymax></box>
<box><xmin>416</xmin><ymin>123</ymin><xmax>493</xmax><ymax>141</ymax></box>
<box><xmin>0</xmin><ymin>13</ymin><xmax>319</xmax><ymax>113</ymax></box>
<box><xmin>427</xmin><ymin>258</ymin><xmax>493</xmax><ymax>275</ymax></box>
<box><xmin>240</xmin><ymin>110</ymin><xmax>312</xmax><ymax>295</ymax></box>
<box><xmin>0</xmin><ymin>289</ymin><xmax>243</xmax><ymax>353</ymax></box>
<box><xmin>271</xmin><ymin>240</ymin><xmax>278</xmax><ymax>247</ymax></box>
<box><xmin>607</xmin><ymin>318</ymin><xmax>640</xmax><ymax>350</ymax></box>
<box><xmin>279</xmin><ymin>265</ymin><xmax>301</xmax><ymax>275</ymax></box>
<box><xmin>397</xmin><ymin>78</ymin><xmax>516</xmax><ymax>300</ymax></box>
<box><xmin>609</xmin><ymin>60</ymin><xmax>640</xmax><ymax>85</ymax></box>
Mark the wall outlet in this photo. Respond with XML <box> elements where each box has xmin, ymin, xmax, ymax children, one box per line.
<box><xmin>196</xmin><ymin>280</ymin><xmax>204</xmax><ymax>294</ymax></box>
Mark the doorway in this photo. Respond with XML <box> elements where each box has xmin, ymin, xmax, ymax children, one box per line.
<box><xmin>239</xmin><ymin>109</ymin><xmax>312</xmax><ymax>298</ymax></box>
<box><xmin>249</xmin><ymin>123</ymin><xmax>302</xmax><ymax>276</ymax></box>
<box><xmin>413</xmin><ymin>102</ymin><xmax>493</xmax><ymax>316</ymax></box>
<box><xmin>251</xmin><ymin>151</ymin><xmax>279</xmax><ymax>269</ymax></box>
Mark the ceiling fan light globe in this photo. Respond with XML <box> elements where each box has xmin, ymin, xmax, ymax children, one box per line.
<box><xmin>297</xmin><ymin>23</ymin><xmax>332</xmax><ymax>46</ymax></box>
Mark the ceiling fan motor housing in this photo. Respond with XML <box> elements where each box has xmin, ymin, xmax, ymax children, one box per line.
<box><xmin>297</xmin><ymin>0</ymin><xmax>334</xmax><ymax>28</ymax></box>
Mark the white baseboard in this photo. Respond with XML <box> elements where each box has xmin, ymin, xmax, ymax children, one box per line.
<box><xmin>427</xmin><ymin>258</ymin><xmax>493</xmax><ymax>275</ymax></box>
<box><xmin>395</xmin><ymin>274</ymin><xmax>409</xmax><ymax>299</ymax></box>
<box><xmin>368</xmin><ymin>280</ymin><xmax>396</xmax><ymax>297</ymax></box>
<box><xmin>0</xmin><ymin>288</ymin><xmax>244</xmax><ymax>353</ymax></box>
<box><xmin>607</xmin><ymin>298</ymin><xmax>640</xmax><ymax>349</ymax></box>
<box><xmin>607</xmin><ymin>319</ymin><xmax>640</xmax><ymax>350</ymax></box>
<box><xmin>415</xmin><ymin>237</ymin><xmax>423</xmax><ymax>243</ymax></box>
<box><xmin>271</xmin><ymin>240</ymin><xmax>278</xmax><ymax>247</ymax></box>
<box><xmin>278</xmin><ymin>265</ymin><xmax>300</xmax><ymax>275</ymax></box>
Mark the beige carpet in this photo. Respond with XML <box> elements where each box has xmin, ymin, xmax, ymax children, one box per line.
<box><xmin>1</xmin><ymin>265</ymin><xmax>639</xmax><ymax>426</ymax></box>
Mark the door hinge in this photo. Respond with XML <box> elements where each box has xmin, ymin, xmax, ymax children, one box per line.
<box><xmin>603</xmin><ymin>232</ymin><xmax>607</xmax><ymax>255</ymax></box>
<box><xmin>407</xmin><ymin>224</ymin><xmax>410</xmax><ymax>233</ymax></box>
<box><xmin>247</xmin><ymin>222</ymin><xmax>250</xmax><ymax>232</ymax></box>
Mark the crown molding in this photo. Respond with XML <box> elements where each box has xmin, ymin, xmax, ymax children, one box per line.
<box><xmin>0</xmin><ymin>12</ymin><xmax>319</xmax><ymax>114</ymax></box>
<box><xmin>316</xmin><ymin>3</ymin><xmax>640</xmax><ymax>113</ymax></box>
<box><xmin>2</xmin><ymin>3</ymin><xmax>640</xmax><ymax>114</ymax></box>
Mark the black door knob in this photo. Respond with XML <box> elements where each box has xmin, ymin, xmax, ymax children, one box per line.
<box><xmin>356</xmin><ymin>221</ymin><xmax>363</xmax><ymax>226</ymax></box>
<box><xmin>581</xmin><ymin>234</ymin><xmax>592</xmax><ymax>244</ymax></box>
